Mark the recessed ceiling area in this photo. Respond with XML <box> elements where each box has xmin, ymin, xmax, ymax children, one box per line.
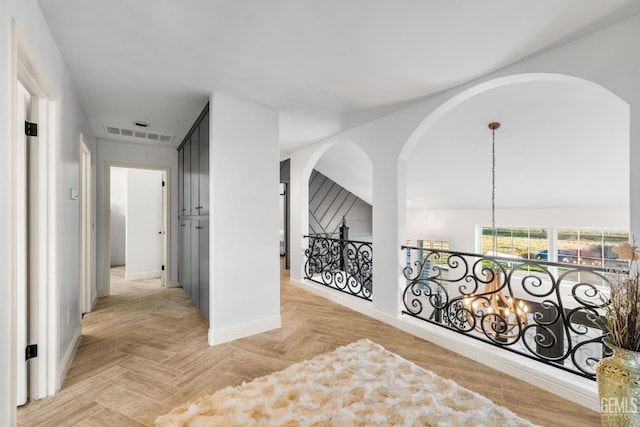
<box><xmin>36</xmin><ymin>0</ymin><xmax>640</xmax><ymax>152</ymax></box>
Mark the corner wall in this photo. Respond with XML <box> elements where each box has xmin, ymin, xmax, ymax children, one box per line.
<box><xmin>209</xmin><ymin>93</ymin><xmax>280</xmax><ymax>344</ymax></box>
<box><xmin>109</xmin><ymin>168</ymin><xmax>127</xmax><ymax>266</ymax></box>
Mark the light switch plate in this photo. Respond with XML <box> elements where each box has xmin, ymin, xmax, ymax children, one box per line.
<box><xmin>70</xmin><ymin>188</ymin><xmax>79</xmax><ymax>200</ymax></box>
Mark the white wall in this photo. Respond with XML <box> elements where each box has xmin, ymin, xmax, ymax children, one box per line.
<box><xmin>1</xmin><ymin>1</ymin><xmax>98</xmax><ymax>422</ymax></box>
<box><xmin>125</xmin><ymin>169</ymin><xmax>163</xmax><ymax>280</ymax></box>
<box><xmin>291</xmin><ymin>12</ymin><xmax>640</xmax><ymax>307</ymax></box>
<box><xmin>109</xmin><ymin>167</ymin><xmax>127</xmax><ymax>266</ymax></box>
<box><xmin>314</xmin><ymin>142</ymin><xmax>373</xmax><ymax>204</ymax></box>
<box><xmin>407</xmin><ymin>206</ymin><xmax>629</xmax><ymax>253</ymax></box>
<box><xmin>209</xmin><ymin>93</ymin><xmax>280</xmax><ymax>344</ymax></box>
<box><xmin>288</xmin><ymin>13</ymin><xmax>640</xmax><ymax>410</ymax></box>
<box><xmin>96</xmin><ymin>138</ymin><xmax>178</xmax><ymax>294</ymax></box>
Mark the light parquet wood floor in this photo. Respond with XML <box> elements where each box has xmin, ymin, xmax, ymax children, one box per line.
<box><xmin>17</xmin><ymin>264</ymin><xmax>600</xmax><ymax>426</ymax></box>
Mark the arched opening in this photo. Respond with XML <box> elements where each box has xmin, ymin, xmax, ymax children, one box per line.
<box><xmin>302</xmin><ymin>141</ymin><xmax>374</xmax><ymax>300</ymax></box>
<box><xmin>403</xmin><ymin>73</ymin><xmax>629</xmax><ymax>254</ymax></box>
<box><xmin>399</xmin><ymin>73</ymin><xmax>630</xmax><ymax>380</ymax></box>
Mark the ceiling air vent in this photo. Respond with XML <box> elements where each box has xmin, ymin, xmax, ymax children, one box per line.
<box><xmin>103</xmin><ymin>125</ymin><xmax>174</xmax><ymax>144</ymax></box>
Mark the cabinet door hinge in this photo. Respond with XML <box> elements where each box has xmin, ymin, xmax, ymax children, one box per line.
<box><xmin>162</xmin><ymin>181</ymin><xmax>165</xmax><ymax>187</ymax></box>
<box><xmin>25</xmin><ymin>344</ymin><xmax>38</xmax><ymax>361</ymax></box>
<box><xmin>25</xmin><ymin>121</ymin><xmax>38</xmax><ymax>137</ymax></box>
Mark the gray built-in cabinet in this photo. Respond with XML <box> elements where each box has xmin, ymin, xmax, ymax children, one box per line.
<box><xmin>178</xmin><ymin>103</ymin><xmax>210</xmax><ymax>321</ymax></box>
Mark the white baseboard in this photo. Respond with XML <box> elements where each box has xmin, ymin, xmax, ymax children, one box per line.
<box><xmin>58</xmin><ymin>326</ymin><xmax>82</xmax><ymax>390</ymax></box>
<box><xmin>291</xmin><ymin>278</ymin><xmax>599</xmax><ymax>412</ymax></box>
<box><xmin>208</xmin><ymin>316</ymin><xmax>282</xmax><ymax>346</ymax></box>
<box><xmin>165</xmin><ymin>279</ymin><xmax>180</xmax><ymax>288</ymax></box>
<box><xmin>125</xmin><ymin>271</ymin><xmax>161</xmax><ymax>281</ymax></box>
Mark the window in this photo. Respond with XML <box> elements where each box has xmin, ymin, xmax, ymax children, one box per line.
<box><xmin>481</xmin><ymin>227</ymin><xmax>548</xmax><ymax>259</ymax></box>
<box><xmin>480</xmin><ymin>227</ymin><xmax>628</xmax><ymax>267</ymax></box>
<box><xmin>557</xmin><ymin>229</ymin><xmax>628</xmax><ymax>267</ymax></box>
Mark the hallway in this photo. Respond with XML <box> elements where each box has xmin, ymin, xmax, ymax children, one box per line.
<box><xmin>17</xmin><ymin>267</ymin><xmax>599</xmax><ymax>426</ymax></box>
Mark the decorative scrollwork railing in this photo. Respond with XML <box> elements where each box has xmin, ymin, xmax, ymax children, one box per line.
<box><xmin>402</xmin><ymin>245</ymin><xmax>613</xmax><ymax>380</ymax></box>
<box><xmin>304</xmin><ymin>235</ymin><xmax>373</xmax><ymax>300</ymax></box>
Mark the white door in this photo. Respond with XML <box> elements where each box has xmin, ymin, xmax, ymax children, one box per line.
<box><xmin>16</xmin><ymin>81</ymin><xmax>30</xmax><ymax>406</ymax></box>
<box><xmin>124</xmin><ymin>169</ymin><xmax>164</xmax><ymax>281</ymax></box>
<box><xmin>16</xmin><ymin>81</ymin><xmax>43</xmax><ymax>405</ymax></box>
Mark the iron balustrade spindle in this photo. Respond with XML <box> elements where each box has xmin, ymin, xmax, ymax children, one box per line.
<box><xmin>402</xmin><ymin>245</ymin><xmax>613</xmax><ymax>380</ymax></box>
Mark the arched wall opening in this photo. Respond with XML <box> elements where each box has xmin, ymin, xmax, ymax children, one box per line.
<box><xmin>400</xmin><ymin>73</ymin><xmax>630</xmax><ymax>255</ymax></box>
<box><xmin>291</xmin><ymin>140</ymin><xmax>374</xmax><ymax>299</ymax></box>
<box><xmin>309</xmin><ymin>141</ymin><xmax>373</xmax><ymax>241</ymax></box>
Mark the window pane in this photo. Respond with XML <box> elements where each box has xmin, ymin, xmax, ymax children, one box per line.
<box><xmin>579</xmin><ymin>231</ymin><xmax>602</xmax><ymax>266</ymax></box>
<box><xmin>433</xmin><ymin>240</ymin><xmax>448</xmax><ymax>251</ymax></box>
<box><xmin>604</xmin><ymin>232</ymin><xmax>629</xmax><ymax>269</ymax></box>
<box><xmin>528</xmin><ymin>229</ymin><xmax>548</xmax><ymax>260</ymax></box>
<box><xmin>557</xmin><ymin>230</ymin><xmax>580</xmax><ymax>264</ymax></box>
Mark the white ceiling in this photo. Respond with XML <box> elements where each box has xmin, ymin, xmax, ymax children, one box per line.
<box><xmin>408</xmin><ymin>79</ymin><xmax>630</xmax><ymax>210</ymax></box>
<box><xmin>37</xmin><ymin>0</ymin><xmax>640</xmax><ymax>153</ymax></box>
<box><xmin>312</xmin><ymin>79</ymin><xmax>629</xmax><ymax>211</ymax></box>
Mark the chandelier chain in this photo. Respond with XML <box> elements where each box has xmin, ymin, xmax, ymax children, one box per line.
<box><xmin>492</xmin><ymin>127</ymin><xmax>497</xmax><ymax>253</ymax></box>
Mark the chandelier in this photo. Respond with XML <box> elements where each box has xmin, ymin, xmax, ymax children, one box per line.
<box><xmin>463</xmin><ymin>122</ymin><xmax>528</xmax><ymax>340</ymax></box>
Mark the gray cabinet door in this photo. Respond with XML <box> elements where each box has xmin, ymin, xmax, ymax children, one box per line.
<box><xmin>179</xmin><ymin>220</ymin><xmax>191</xmax><ymax>297</ymax></box>
<box><xmin>190</xmin><ymin>127</ymin><xmax>200</xmax><ymax>215</ymax></box>
<box><xmin>190</xmin><ymin>220</ymin><xmax>200</xmax><ymax>309</ymax></box>
<box><xmin>198</xmin><ymin>219</ymin><xmax>209</xmax><ymax>322</ymax></box>
<box><xmin>198</xmin><ymin>112</ymin><xmax>209</xmax><ymax>215</ymax></box>
<box><xmin>178</xmin><ymin>148</ymin><xmax>184</xmax><ymax>215</ymax></box>
<box><xmin>183</xmin><ymin>137</ymin><xmax>191</xmax><ymax>216</ymax></box>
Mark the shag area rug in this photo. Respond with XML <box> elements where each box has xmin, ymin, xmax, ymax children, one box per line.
<box><xmin>155</xmin><ymin>339</ymin><xmax>538</xmax><ymax>426</ymax></box>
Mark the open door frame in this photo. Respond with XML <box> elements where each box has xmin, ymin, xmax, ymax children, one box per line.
<box><xmin>103</xmin><ymin>162</ymin><xmax>172</xmax><ymax>295</ymax></box>
<box><xmin>79</xmin><ymin>135</ymin><xmax>94</xmax><ymax>313</ymax></box>
<box><xmin>11</xmin><ymin>21</ymin><xmax>60</xmax><ymax>408</ymax></box>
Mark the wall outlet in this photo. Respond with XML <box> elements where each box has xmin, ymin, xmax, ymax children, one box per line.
<box><xmin>67</xmin><ymin>308</ymin><xmax>71</xmax><ymax>325</ymax></box>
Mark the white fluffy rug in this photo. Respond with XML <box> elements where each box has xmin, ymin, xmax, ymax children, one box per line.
<box><xmin>155</xmin><ymin>339</ymin><xmax>537</xmax><ymax>426</ymax></box>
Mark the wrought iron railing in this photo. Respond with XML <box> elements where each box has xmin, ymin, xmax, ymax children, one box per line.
<box><xmin>304</xmin><ymin>235</ymin><xmax>373</xmax><ymax>300</ymax></box>
<box><xmin>402</xmin><ymin>245</ymin><xmax>613</xmax><ymax>380</ymax></box>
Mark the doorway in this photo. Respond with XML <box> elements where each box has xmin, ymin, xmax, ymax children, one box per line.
<box><xmin>104</xmin><ymin>163</ymin><xmax>170</xmax><ymax>294</ymax></box>
<box><xmin>12</xmin><ymin>21</ymin><xmax>61</xmax><ymax>412</ymax></box>
<box><xmin>14</xmin><ymin>79</ymin><xmax>56</xmax><ymax>405</ymax></box>
<box><xmin>280</xmin><ymin>182</ymin><xmax>289</xmax><ymax>269</ymax></box>
<box><xmin>80</xmin><ymin>135</ymin><xmax>93</xmax><ymax>313</ymax></box>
